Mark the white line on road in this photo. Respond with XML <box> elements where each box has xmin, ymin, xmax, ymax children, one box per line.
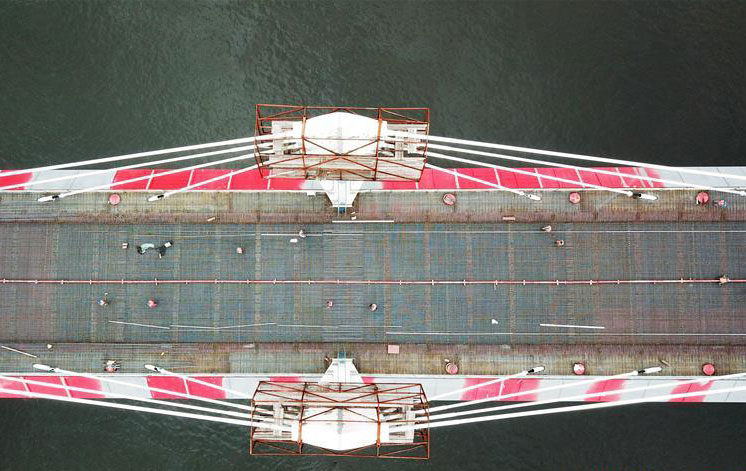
<box><xmin>331</xmin><ymin>220</ymin><xmax>396</xmax><ymax>224</ymax></box>
<box><xmin>109</xmin><ymin>320</ymin><xmax>170</xmax><ymax>330</ymax></box>
<box><xmin>170</xmin><ymin>323</ymin><xmax>276</xmax><ymax>330</ymax></box>
<box><xmin>278</xmin><ymin>324</ymin><xmax>402</xmax><ymax>329</ymax></box>
<box><xmin>1</xmin><ymin>346</ymin><xmax>38</xmax><ymax>358</ymax></box>
<box><xmin>540</xmin><ymin>323</ymin><xmax>606</xmax><ymax>330</ymax></box>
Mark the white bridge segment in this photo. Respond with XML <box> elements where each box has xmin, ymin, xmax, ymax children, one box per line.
<box><xmin>4</xmin><ymin>374</ymin><xmax>745</xmax><ymax>402</ymax></box>
<box><xmin>6</xmin><ymin>166</ymin><xmax>746</xmax><ymax>192</ymax></box>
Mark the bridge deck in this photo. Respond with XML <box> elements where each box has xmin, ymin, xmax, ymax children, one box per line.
<box><xmin>1</xmin><ymin>222</ymin><xmax>743</xmax><ymax>346</ymax></box>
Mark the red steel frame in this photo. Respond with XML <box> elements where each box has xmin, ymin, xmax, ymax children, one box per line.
<box><xmin>254</xmin><ymin>104</ymin><xmax>430</xmax><ymax>182</ymax></box>
<box><xmin>249</xmin><ymin>381</ymin><xmax>430</xmax><ymax>459</ymax></box>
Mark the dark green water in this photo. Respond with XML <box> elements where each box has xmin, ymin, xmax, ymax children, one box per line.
<box><xmin>1</xmin><ymin>1</ymin><xmax>746</xmax><ymax>469</ymax></box>
<box><xmin>1</xmin><ymin>1</ymin><xmax>745</xmax><ymax>168</ymax></box>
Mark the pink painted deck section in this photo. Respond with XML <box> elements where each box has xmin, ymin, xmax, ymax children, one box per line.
<box><xmin>266</xmin><ymin>178</ymin><xmax>305</xmax><ymax>190</ymax></box>
<box><xmin>185</xmin><ymin>376</ymin><xmax>226</xmax><ymax>399</ymax></box>
<box><xmin>229</xmin><ymin>169</ymin><xmax>267</xmax><ymax>190</ymax></box>
<box><xmin>497</xmin><ymin>169</ymin><xmax>519</xmax><ymax>188</ymax></box>
<box><xmin>500</xmin><ymin>378</ymin><xmax>541</xmax><ymax>401</ymax></box>
<box><xmin>381</xmin><ymin>180</ymin><xmax>418</xmax><ymax>190</ymax></box>
<box><xmin>0</xmin><ymin>378</ymin><xmax>28</xmax><ymax>398</ymax></box>
<box><xmin>269</xmin><ymin>376</ymin><xmax>302</xmax><ymax>383</ymax></box>
<box><xmin>584</xmin><ymin>379</ymin><xmax>627</xmax><ymax>402</ymax></box>
<box><xmin>669</xmin><ymin>380</ymin><xmax>714</xmax><ymax>403</ymax></box>
<box><xmin>146</xmin><ymin>376</ymin><xmax>187</xmax><ymax>399</ymax></box>
<box><xmin>111</xmin><ymin>169</ymin><xmax>152</xmax><ymax>190</ymax></box>
<box><xmin>640</xmin><ymin>168</ymin><xmax>665</xmax><ymax>188</ymax></box>
<box><xmin>190</xmin><ymin>170</ymin><xmax>231</xmax><ymax>190</ymax></box>
<box><xmin>504</xmin><ymin>168</ymin><xmax>540</xmax><ymax>188</ymax></box>
<box><xmin>452</xmin><ymin>168</ymin><xmax>498</xmax><ymax>189</ymax></box>
<box><xmin>23</xmin><ymin>376</ymin><xmax>67</xmax><ymax>396</ymax></box>
<box><xmin>460</xmin><ymin>378</ymin><xmax>541</xmax><ymax>401</ymax></box>
<box><xmin>64</xmin><ymin>376</ymin><xmax>104</xmax><ymax>399</ymax></box>
<box><xmin>0</xmin><ymin>170</ymin><xmax>32</xmax><ymax>190</ymax></box>
<box><xmin>149</xmin><ymin>169</ymin><xmax>192</xmax><ymax>190</ymax></box>
<box><xmin>418</xmin><ymin>168</ymin><xmax>456</xmax><ymax>189</ymax></box>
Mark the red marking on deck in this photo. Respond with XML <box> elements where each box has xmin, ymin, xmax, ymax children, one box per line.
<box><xmin>190</xmin><ymin>169</ymin><xmax>231</xmax><ymax>190</ymax></box>
<box><xmin>269</xmin><ymin>376</ymin><xmax>302</xmax><ymax>383</ymax></box>
<box><xmin>418</xmin><ymin>168</ymin><xmax>456</xmax><ymax>189</ymax></box>
<box><xmin>229</xmin><ymin>169</ymin><xmax>266</xmax><ymax>190</ymax></box>
<box><xmin>0</xmin><ymin>378</ymin><xmax>27</xmax><ymax>398</ymax></box>
<box><xmin>535</xmin><ymin>168</ymin><xmax>560</xmax><ymax>188</ymax></box>
<box><xmin>496</xmin><ymin>170</ymin><xmax>519</xmax><ymax>188</ymax></box>
<box><xmin>584</xmin><ymin>379</ymin><xmax>627</xmax><ymax>402</ymax></box>
<box><xmin>267</xmin><ymin>178</ymin><xmax>306</xmax><ymax>190</ymax></box>
<box><xmin>460</xmin><ymin>378</ymin><xmax>500</xmax><ymax>400</ymax></box>
<box><xmin>23</xmin><ymin>376</ymin><xmax>67</xmax><ymax>396</ymax></box>
<box><xmin>459</xmin><ymin>378</ymin><xmax>540</xmax><ymax>401</ymax></box>
<box><xmin>0</xmin><ymin>170</ymin><xmax>33</xmax><ymax>190</ymax></box>
<box><xmin>641</xmin><ymin>168</ymin><xmax>665</xmax><ymax>188</ymax></box>
<box><xmin>669</xmin><ymin>380</ymin><xmax>714</xmax><ymax>403</ymax></box>
<box><xmin>149</xmin><ymin>169</ymin><xmax>193</xmax><ymax>190</ymax></box>
<box><xmin>146</xmin><ymin>376</ymin><xmax>187</xmax><ymax>399</ymax></box>
<box><xmin>64</xmin><ymin>376</ymin><xmax>104</xmax><ymax>398</ymax></box>
<box><xmin>552</xmin><ymin>168</ymin><xmax>582</xmax><ymax>188</ymax></box>
<box><xmin>588</xmin><ymin>167</ymin><xmax>623</xmax><ymax>187</ymax></box>
<box><xmin>381</xmin><ymin>180</ymin><xmax>418</xmax><ymax>190</ymax></box>
<box><xmin>185</xmin><ymin>376</ymin><xmax>225</xmax><ymax>399</ymax></box>
<box><xmin>577</xmin><ymin>169</ymin><xmax>602</xmax><ymax>186</ymax></box>
<box><xmin>511</xmin><ymin>168</ymin><xmax>541</xmax><ymax>188</ymax></box>
<box><xmin>361</xmin><ymin>376</ymin><xmax>376</xmax><ymax>384</ymax></box>
<box><xmin>111</xmin><ymin>169</ymin><xmax>152</xmax><ymax>190</ymax></box>
<box><xmin>453</xmin><ymin>168</ymin><xmax>498</xmax><ymax>189</ymax></box>
<box><xmin>617</xmin><ymin>167</ymin><xmax>644</xmax><ymax>187</ymax></box>
<box><xmin>499</xmin><ymin>378</ymin><xmax>541</xmax><ymax>401</ymax></box>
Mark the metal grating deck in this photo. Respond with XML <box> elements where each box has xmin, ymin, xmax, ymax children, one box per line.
<box><xmin>0</xmin><ymin>222</ymin><xmax>744</xmax><ymax>346</ymax></box>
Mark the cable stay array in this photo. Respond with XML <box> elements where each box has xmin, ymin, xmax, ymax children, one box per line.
<box><xmin>0</xmin><ymin>128</ymin><xmax>743</xmax><ymax>203</ymax></box>
<box><xmin>37</xmin><ymin>150</ymin><xmax>259</xmax><ymax>202</ymax></box>
<box><xmin>0</xmin><ymin>386</ymin><xmax>271</xmax><ymax>429</ymax></box>
<box><xmin>10</xmin><ymin>362</ymin><xmax>745</xmax><ymax>438</ymax></box>
<box><xmin>425</xmin><ymin>142</ymin><xmax>746</xmax><ymax>197</ymax></box>
<box><xmin>30</xmin><ymin>364</ymin><xmax>256</xmax><ymax>412</ymax></box>
<box><xmin>0</xmin><ymin>374</ymin><xmax>256</xmax><ymax>420</ymax></box>
<box><xmin>403</xmin><ymin>379</ymin><xmax>746</xmax><ymax>431</ymax></box>
<box><xmin>390</xmin><ymin>131</ymin><xmax>746</xmax><ymax>187</ymax></box>
<box><xmin>0</xmin><ymin>135</ymin><xmax>270</xmax><ymax>178</ymax></box>
<box><xmin>0</xmin><ymin>363</ymin><xmax>288</xmax><ymax>430</ymax></box>
<box><xmin>429</xmin><ymin>151</ymin><xmax>645</xmax><ymax>199</ymax></box>
<box><xmin>393</xmin><ymin>368</ymin><xmax>746</xmax><ymax>432</ymax></box>
<box><xmin>418</xmin><ymin>367</ymin><xmax>642</xmax><ymax>415</ymax></box>
<box><xmin>425</xmin><ymin>369</ymin><xmax>746</xmax><ymax>423</ymax></box>
<box><xmin>425</xmin><ymin>163</ymin><xmax>540</xmax><ymax>201</ymax></box>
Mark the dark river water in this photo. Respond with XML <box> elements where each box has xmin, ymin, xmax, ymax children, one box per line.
<box><xmin>1</xmin><ymin>1</ymin><xmax>746</xmax><ymax>470</ymax></box>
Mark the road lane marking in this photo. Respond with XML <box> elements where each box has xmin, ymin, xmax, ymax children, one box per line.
<box><xmin>108</xmin><ymin>320</ymin><xmax>170</xmax><ymax>330</ymax></box>
<box><xmin>540</xmin><ymin>323</ymin><xmax>605</xmax><ymax>329</ymax></box>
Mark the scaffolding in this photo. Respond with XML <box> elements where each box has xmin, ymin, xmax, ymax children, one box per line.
<box><xmin>250</xmin><ymin>381</ymin><xmax>430</xmax><ymax>459</ymax></box>
<box><xmin>254</xmin><ymin>105</ymin><xmax>430</xmax><ymax>182</ymax></box>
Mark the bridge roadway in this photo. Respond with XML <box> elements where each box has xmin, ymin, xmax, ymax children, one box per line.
<box><xmin>0</xmin><ymin>222</ymin><xmax>744</xmax><ymax>345</ymax></box>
